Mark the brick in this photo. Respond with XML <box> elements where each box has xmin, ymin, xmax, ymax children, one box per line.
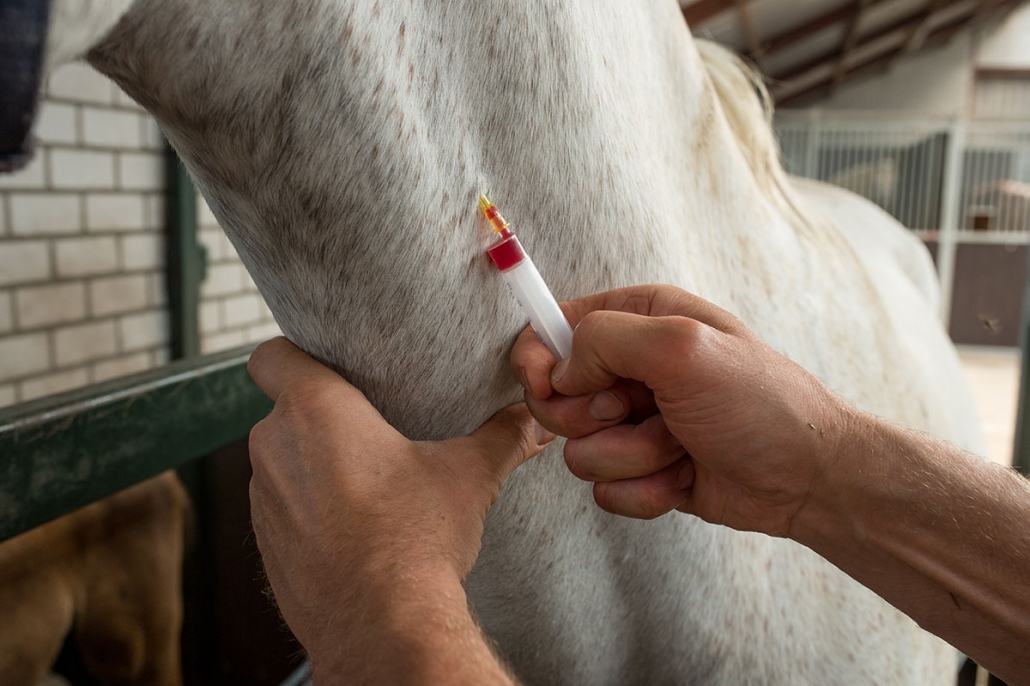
<box><xmin>0</xmin><ymin>291</ymin><xmax>12</xmax><ymax>333</ymax></box>
<box><xmin>120</xmin><ymin>310</ymin><xmax>169</xmax><ymax>351</ymax></box>
<box><xmin>0</xmin><ymin>154</ymin><xmax>46</xmax><ymax>190</ymax></box>
<box><xmin>47</xmin><ymin>63</ymin><xmax>114</xmax><ymax>104</ymax></box>
<box><xmin>199</xmin><ymin>301</ymin><xmax>221</xmax><ymax>333</ymax></box>
<box><xmin>121</xmin><ymin>234</ymin><xmax>163</xmax><ymax>270</ymax></box>
<box><xmin>54</xmin><ymin>320</ymin><xmax>117</xmax><ymax>366</ymax></box>
<box><xmin>85</xmin><ymin>193</ymin><xmax>146</xmax><ymax>232</ymax></box>
<box><xmin>147</xmin><ymin>273</ymin><xmax>167</xmax><ymax>307</ymax></box>
<box><xmin>9</xmin><ymin>193</ymin><xmax>82</xmax><ymax>235</ymax></box>
<box><xmin>55</xmin><ymin>236</ymin><xmax>118</xmax><ymax>277</ymax></box>
<box><xmin>198</xmin><ymin>228</ymin><xmax>225</xmax><ymax>261</ymax></box>
<box><xmin>145</xmin><ymin>194</ymin><xmax>166</xmax><ymax>228</ymax></box>
<box><xmin>246</xmin><ymin>321</ymin><xmax>282</xmax><ymax>343</ymax></box>
<box><xmin>20</xmin><ymin>367</ymin><xmax>90</xmax><ymax>402</ymax></box>
<box><xmin>92</xmin><ymin>352</ymin><xmax>152</xmax><ymax>382</ymax></box>
<box><xmin>83</xmin><ymin>108</ymin><xmax>144</xmax><ymax>148</ymax></box>
<box><xmin>114</xmin><ymin>87</ymin><xmax>144</xmax><ymax>111</ymax></box>
<box><xmin>141</xmin><ymin>117</ymin><xmax>165</xmax><ymax>150</ymax></box>
<box><xmin>223</xmin><ymin>293</ymin><xmax>263</xmax><ymax>327</ymax></box>
<box><xmin>35</xmin><ymin>102</ymin><xmax>78</xmax><ymax>145</ymax></box>
<box><xmin>197</xmin><ymin>194</ymin><xmax>220</xmax><ymax>228</ymax></box>
<box><xmin>50</xmin><ymin>149</ymin><xmax>116</xmax><ymax>189</ymax></box>
<box><xmin>16</xmin><ymin>282</ymin><xmax>87</xmax><ymax>328</ymax></box>
<box><xmin>201</xmin><ymin>329</ymin><xmax>246</xmax><ymax>355</ymax></box>
<box><xmin>220</xmin><ymin>232</ymin><xmax>239</xmax><ymax>259</ymax></box>
<box><xmin>0</xmin><ymin>241</ymin><xmax>51</xmax><ymax>286</ymax></box>
<box><xmin>257</xmin><ymin>298</ymin><xmax>275</xmax><ymax>321</ymax></box>
<box><xmin>152</xmin><ymin>347</ymin><xmax>170</xmax><ymax>366</ymax></box>
<box><xmin>118</xmin><ymin>152</ymin><xmax>164</xmax><ymax>191</ymax></box>
<box><xmin>0</xmin><ymin>383</ymin><xmax>16</xmax><ymax>408</ymax></box>
<box><xmin>239</xmin><ymin>263</ymin><xmax>256</xmax><ymax>288</ymax></box>
<box><xmin>200</xmin><ymin>263</ymin><xmax>244</xmax><ymax>297</ymax></box>
<box><xmin>0</xmin><ymin>332</ymin><xmax>50</xmax><ymax>381</ymax></box>
<box><xmin>90</xmin><ymin>274</ymin><xmax>147</xmax><ymax>316</ymax></box>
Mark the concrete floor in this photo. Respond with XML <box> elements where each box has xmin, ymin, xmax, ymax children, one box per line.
<box><xmin>957</xmin><ymin>346</ymin><xmax>1022</xmax><ymax>466</ymax></box>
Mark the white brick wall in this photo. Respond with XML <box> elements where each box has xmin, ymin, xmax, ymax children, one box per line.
<box><xmin>55</xmin><ymin>236</ymin><xmax>119</xmax><ymax>276</ymax></box>
<box><xmin>21</xmin><ymin>367</ymin><xmax>90</xmax><ymax>402</ymax></box>
<box><xmin>0</xmin><ymin>63</ymin><xmax>174</xmax><ymax>408</ymax></box>
<box><xmin>0</xmin><ymin>242</ymin><xmax>51</xmax><ymax>286</ymax></box>
<box><xmin>0</xmin><ymin>62</ymin><xmax>281</xmax><ymax>409</ymax></box>
<box><xmin>90</xmin><ymin>274</ymin><xmax>147</xmax><ymax>316</ymax></box>
<box><xmin>16</xmin><ymin>282</ymin><xmax>87</xmax><ymax>328</ymax></box>
<box><xmin>0</xmin><ymin>333</ymin><xmax>51</xmax><ymax>382</ymax></box>
<box><xmin>86</xmin><ymin>193</ymin><xmax>146</xmax><ymax>232</ymax></box>
<box><xmin>9</xmin><ymin>194</ymin><xmax>82</xmax><ymax>235</ymax></box>
<box><xmin>54</xmin><ymin>320</ymin><xmax>118</xmax><ymax>366</ymax></box>
<box><xmin>0</xmin><ymin>292</ymin><xmax>12</xmax><ymax>333</ymax></box>
<box><xmin>50</xmin><ymin>149</ymin><xmax>117</xmax><ymax>189</ymax></box>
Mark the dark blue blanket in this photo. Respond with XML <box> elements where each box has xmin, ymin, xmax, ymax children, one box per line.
<box><xmin>0</xmin><ymin>0</ymin><xmax>49</xmax><ymax>173</ymax></box>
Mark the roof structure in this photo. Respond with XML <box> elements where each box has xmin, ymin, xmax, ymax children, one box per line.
<box><xmin>681</xmin><ymin>0</ymin><xmax>1027</xmax><ymax>105</ymax></box>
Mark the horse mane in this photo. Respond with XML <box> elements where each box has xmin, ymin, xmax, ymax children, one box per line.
<box><xmin>695</xmin><ymin>39</ymin><xmax>815</xmax><ymax>236</ymax></box>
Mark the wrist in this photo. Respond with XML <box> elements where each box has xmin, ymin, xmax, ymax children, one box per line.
<box><xmin>786</xmin><ymin>397</ymin><xmax>869</xmax><ymax>548</ymax></box>
<box><xmin>307</xmin><ymin>565</ymin><xmax>472</xmax><ymax>682</ymax></box>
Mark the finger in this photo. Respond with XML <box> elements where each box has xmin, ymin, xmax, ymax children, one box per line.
<box><xmin>551</xmin><ymin>310</ymin><xmax>707</xmax><ymax>397</ymax></box>
<box><xmin>450</xmin><ymin>403</ymin><xmax>555</xmax><ymax>485</ymax></box>
<box><xmin>564</xmin><ymin>414</ymin><xmax>684</xmax><ymax>482</ymax></box>
<box><xmin>511</xmin><ymin>325</ymin><xmax>558</xmax><ymax>401</ymax></box>
<box><xmin>524</xmin><ymin>384</ymin><xmax>633</xmax><ymax>439</ymax></box>
<box><xmin>592</xmin><ymin>457</ymin><xmax>693</xmax><ymax>520</ymax></box>
<box><xmin>559</xmin><ymin>285</ymin><xmax>745</xmax><ymax>334</ymax></box>
<box><xmin>248</xmin><ymin>336</ymin><xmax>343</xmax><ymax>401</ymax></box>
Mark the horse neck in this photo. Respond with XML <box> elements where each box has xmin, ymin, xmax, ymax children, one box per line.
<box><xmin>84</xmin><ymin>0</ymin><xmax>786</xmax><ymax>435</ymax></box>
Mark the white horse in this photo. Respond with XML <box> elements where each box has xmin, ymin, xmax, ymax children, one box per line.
<box><xmin>35</xmin><ymin>0</ymin><xmax>984</xmax><ymax>683</ymax></box>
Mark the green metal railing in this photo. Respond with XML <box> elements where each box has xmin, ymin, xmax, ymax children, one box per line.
<box><xmin>0</xmin><ymin>345</ymin><xmax>270</xmax><ymax>542</ymax></box>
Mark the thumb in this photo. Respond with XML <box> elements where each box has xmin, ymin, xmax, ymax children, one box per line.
<box><xmin>458</xmin><ymin>403</ymin><xmax>556</xmax><ymax>485</ymax></box>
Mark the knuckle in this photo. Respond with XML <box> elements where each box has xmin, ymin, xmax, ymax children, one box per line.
<box><xmin>275</xmin><ymin>378</ymin><xmax>335</xmax><ymax>419</ymax></box>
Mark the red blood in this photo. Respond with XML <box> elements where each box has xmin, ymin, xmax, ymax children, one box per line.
<box><xmin>487</xmin><ymin>234</ymin><xmax>526</xmax><ymax>272</ymax></box>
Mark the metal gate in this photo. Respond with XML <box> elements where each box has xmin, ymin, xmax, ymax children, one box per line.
<box><xmin>774</xmin><ymin>110</ymin><xmax>1030</xmax><ymax>334</ymax></box>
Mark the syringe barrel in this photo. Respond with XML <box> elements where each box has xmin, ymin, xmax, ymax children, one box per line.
<box><xmin>501</xmin><ymin>254</ymin><xmax>574</xmax><ymax>361</ymax></box>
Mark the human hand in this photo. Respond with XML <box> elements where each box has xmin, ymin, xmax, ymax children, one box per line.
<box><xmin>247</xmin><ymin>337</ymin><xmax>553</xmax><ymax>668</ymax></box>
<box><xmin>511</xmin><ymin>284</ymin><xmax>846</xmax><ymax>538</ymax></box>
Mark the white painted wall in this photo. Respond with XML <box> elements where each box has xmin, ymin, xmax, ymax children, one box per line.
<box><xmin>814</xmin><ymin>34</ymin><xmax>972</xmax><ymax>116</ymax></box>
<box><xmin>978</xmin><ymin>2</ymin><xmax>1030</xmax><ymax>68</ymax></box>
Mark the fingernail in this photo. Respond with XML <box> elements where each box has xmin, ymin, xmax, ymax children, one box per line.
<box><xmin>551</xmin><ymin>358</ymin><xmax>569</xmax><ymax>384</ymax></box>
<box><xmin>534</xmin><ymin>421</ymin><xmax>557</xmax><ymax>446</ymax></box>
<box><xmin>589</xmin><ymin>391</ymin><xmax>625</xmax><ymax>422</ymax></box>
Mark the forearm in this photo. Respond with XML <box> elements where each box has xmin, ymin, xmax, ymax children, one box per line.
<box><xmin>793</xmin><ymin>411</ymin><xmax>1030</xmax><ymax>683</ymax></box>
<box><xmin>308</xmin><ymin>569</ymin><xmax>517</xmax><ymax>686</ymax></box>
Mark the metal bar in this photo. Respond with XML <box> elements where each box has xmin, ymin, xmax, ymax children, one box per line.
<box><xmin>0</xmin><ymin>345</ymin><xmax>271</xmax><ymax>542</ymax></box>
<box><xmin>938</xmin><ymin>121</ymin><xmax>966</xmax><ymax>328</ymax></box>
<box><xmin>166</xmin><ymin>144</ymin><xmax>205</xmax><ymax>360</ymax></box>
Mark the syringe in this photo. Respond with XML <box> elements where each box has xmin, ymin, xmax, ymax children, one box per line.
<box><xmin>479</xmin><ymin>194</ymin><xmax>574</xmax><ymax>361</ymax></box>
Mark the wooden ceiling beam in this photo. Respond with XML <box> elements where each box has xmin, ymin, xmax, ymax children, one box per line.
<box><xmin>832</xmin><ymin>0</ymin><xmax>875</xmax><ymax>87</ymax></box>
<box><xmin>770</xmin><ymin>0</ymin><xmax>972</xmax><ymax>89</ymax></box>
<box><xmin>886</xmin><ymin>0</ymin><xmax>957</xmax><ymax>71</ymax></box>
<box><xmin>751</xmin><ymin>0</ymin><xmax>893</xmax><ymax>59</ymax></box>
<box><xmin>735</xmin><ymin>0</ymin><xmax>764</xmax><ymax>58</ymax></box>
<box><xmin>682</xmin><ymin>0</ymin><xmax>736</xmax><ymax>28</ymax></box>
<box><xmin>775</xmin><ymin>0</ymin><xmax>1015</xmax><ymax>106</ymax></box>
